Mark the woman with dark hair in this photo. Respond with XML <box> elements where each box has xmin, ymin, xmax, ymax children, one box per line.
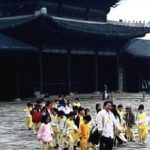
<box><xmin>111</xmin><ymin>104</ymin><xmax>127</xmax><ymax>146</ymax></box>
<box><xmin>96</xmin><ymin>104</ymin><xmax>101</xmax><ymax>113</ymax></box>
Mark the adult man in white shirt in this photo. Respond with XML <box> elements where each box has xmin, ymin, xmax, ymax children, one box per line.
<box><xmin>96</xmin><ymin>101</ymin><xmax>122</xmax><ymax>150</ymax></box>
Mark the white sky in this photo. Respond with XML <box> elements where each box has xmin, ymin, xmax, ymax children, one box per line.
<box><xmin>108</xmin><ymin>0</ymin><xmax>150</xmax><ymax>22</ymax></box>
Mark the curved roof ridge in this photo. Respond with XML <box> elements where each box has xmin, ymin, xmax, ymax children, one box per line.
<box><xmin>52</xmin><ymin>16</ymin><xmax>107</xmax><ymax>25</ymax></box>
<box><xmin>0</xmin><ymin>15</ymin><xmax>34</xmax><ymax>21</ymax></box>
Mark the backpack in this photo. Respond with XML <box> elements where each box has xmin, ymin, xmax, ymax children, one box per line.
<box><xmin>88</xmin><ymin>126</ymin><xmax>101</xmax><ymax>145</ymax></box>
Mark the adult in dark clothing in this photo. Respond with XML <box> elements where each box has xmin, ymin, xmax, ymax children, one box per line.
<box><xmin>124</xmin><ymin>106</ymin><xmax>135</xmax><ymax>141</ymax></box>
<box><xmin>59</xmin><ymin>93</ymin><xmax>70</xmax><ymax>107</ymax></box>
<box><xmin>74</xmin><ymin>107</ymin><xmax>85</xmax><ymax>128</ymax></box>
<box><xmin>102</xmin><ymin>84</ymin><xmax>108</xmax><ymax>100</ymax></box>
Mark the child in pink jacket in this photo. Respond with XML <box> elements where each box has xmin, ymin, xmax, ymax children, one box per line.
<box><xmin>37</xmin><ymin>115</ymin><xmax>54</xmax><ymax>150</ymax></box>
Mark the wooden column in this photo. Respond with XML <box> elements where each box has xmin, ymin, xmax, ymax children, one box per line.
<box><xmin>138</xmin><ymin>65</ymin><xmax>141</xmax><ymax>92</ymax></box>
<box><xmin>67</xmin><ymin>49</ymin><xmax>71</xmax><ymax>93</ymax></box>
<box><xmin>16</xmin><ymin>54</ymin><xmax>20</xmax><ymax>98</ymax></box>
<box><xmin>38</xmin><ymin>18</ymin><xmax>44</xmax><ymax>93</ymax></box>
<box><xmin>95</xmin><ymin>50</ymin><xmax>99</xmax><ymax>92</ymax></box>
<box><xmin>123</xmin><ymin>65</ymin><xmax>127</xmax><ymax>92</ymax></box>
<box><xmin>117</xmin><ymin>55</ymin><xmax>123</xmax><ymax>92</ymax></box>
<box><xmin>39</xmin><ymin>51</ymin><xmax>43</xmax><ymax>93</ymax></box>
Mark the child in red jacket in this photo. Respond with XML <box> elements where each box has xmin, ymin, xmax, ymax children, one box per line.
<box><xmin>31</xmin><ymin>104</ymin><xmax>42</xmax><ymax>134</ymax></box>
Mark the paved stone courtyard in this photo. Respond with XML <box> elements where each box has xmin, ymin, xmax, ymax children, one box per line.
<box><xmin>0</xmin><ymin>93</ymin><xmax>150</xmax><ymax>150</ymax></box>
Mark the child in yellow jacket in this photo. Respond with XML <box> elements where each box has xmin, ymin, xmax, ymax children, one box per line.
<box><xmin>64</xmin><ymin>111</ymin><xmax>78</xmax><ymax>150</ymax></box>
<box><xmin>50</xmin><ymin>108</ymin><xmax>59</xmax><ymax>148</ymax></box>
<box><xmin>58</xmin><ymin>111</ymin><xmax>67</xmax><ymax>149</ymax></box>
<box><xmin>78</xmin><ymin>115</ymin><xmax>92</xmax><ymax>150</ymax></box>
<box><xmin>24</xmin><ymin>103</ymin><xmax>33</xmax><ymax>130</ymax></box>
<box><xmin>136</xmin><ymin>104</ymin><xmax>148</xmax><ymax>145</ymax></box>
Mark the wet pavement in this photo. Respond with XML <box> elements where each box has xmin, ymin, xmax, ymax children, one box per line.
<box><xmin>0</xmin><ymin>94</ymin><xmax>150</xmax><ymax>150</ymax></box>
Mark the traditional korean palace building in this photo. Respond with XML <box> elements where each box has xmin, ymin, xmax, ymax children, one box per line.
<box><xmin>0</xmin><ymin>0</ymin><xmax>150</xmax><ymax>99</ymax></box>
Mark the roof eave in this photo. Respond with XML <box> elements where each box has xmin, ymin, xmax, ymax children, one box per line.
<box><xmin>0</xmin><ymin>14</ymin><xmax>150</xmax><ymax>40</ymax></box>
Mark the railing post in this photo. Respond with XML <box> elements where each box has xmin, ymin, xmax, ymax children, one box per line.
<box><xmin>111</xmin><ymin>92</ymin><xmax>115</xmax><ymax>101</ymax></box>
<box><xmin>142</xmin><ymin>91</ymin><xmax>146</xmax><ymax>101</ymax></box>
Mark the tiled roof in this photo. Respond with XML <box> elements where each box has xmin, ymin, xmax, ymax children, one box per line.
<box><xmin>125</xmin><ymin>39</ymin><xmax>150</xmax><ymax>57</ymax></box>
<box><xmin>0</xmin><ymin>33</ymin><xmax>37</xmax><ymax>51</ymax></box>
<box><xmin>53</xmin><ymin>16</ymin><xmax>150</xmax><ymax>38</ymax></box>
<box><xmin>0</xmin><ymin>14</ymin><xmax>149</xmax><ymax>39</ymax></box>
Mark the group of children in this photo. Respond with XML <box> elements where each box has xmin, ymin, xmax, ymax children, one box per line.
<box><xmin>24</xmin><ymin>95</ymin><xmax>149</xmax><ymax>150</ymax></box>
